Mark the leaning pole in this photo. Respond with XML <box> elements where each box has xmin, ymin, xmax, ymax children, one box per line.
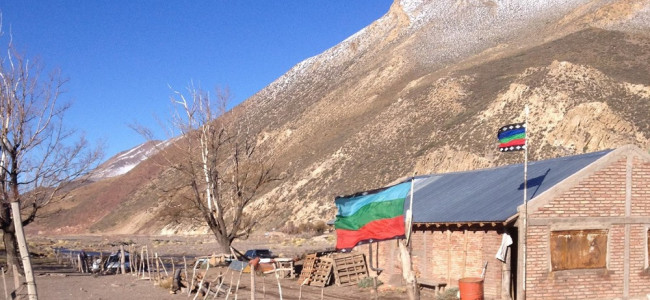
<box><xmin>11</xmin><ymin>202</ymin><xmax>38</xmax><ymax>300</ymax></box>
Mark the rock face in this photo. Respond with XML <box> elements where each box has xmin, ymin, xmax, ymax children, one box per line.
<box><xmin>32</xmin><ymin>0</ymin><xmax>650</xmax><ymax>235</ymax></box>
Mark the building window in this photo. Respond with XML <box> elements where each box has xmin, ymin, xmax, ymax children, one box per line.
<box><xmin>550</xmin><ymin>229</ymin><xmax>608</xmax><ymax>271</ymax></box>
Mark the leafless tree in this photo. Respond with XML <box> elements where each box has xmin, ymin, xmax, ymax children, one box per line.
<box><xmin>164</xmin><ymin>85</ymin><xmax>275</xmax><ymax>254</ymax></box>
<box><xmin>0</xmin><ymin>25</ymin><xmax>103</xmax><ymax>289</ymax></box>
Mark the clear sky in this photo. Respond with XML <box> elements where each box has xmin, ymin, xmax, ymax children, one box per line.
<box><xmin>0</xmin><ymin>1</ymin><xmax>392</xmax><ymax>159</ymax></box>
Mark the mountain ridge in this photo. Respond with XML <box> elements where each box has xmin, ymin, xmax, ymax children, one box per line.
<box><xmin>31</xmin><ymin>0</ymin><xmax>650</xmax><ymax>235</ymax></box>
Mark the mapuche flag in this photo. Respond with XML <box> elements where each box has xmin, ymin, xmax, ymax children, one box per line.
<box><xmin>498</xmin><ymin>122</ymin><xmax>526</xmax><ymax>152</ymax></box>
<box><xmin>334</xmin><ymin>182</ymin><xmax>411</xmax><ymax>252</ymax></box>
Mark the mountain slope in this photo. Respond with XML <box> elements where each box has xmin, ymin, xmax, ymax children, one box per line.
<box><xmin>89</xmin><ymin>140</ymin><xmax>166</xmax><ymax>181</ymax></box>
<box><xmin>31</xmin><ymin>0</ymin><xmax>650</xmax><ymax>235</ymax></box>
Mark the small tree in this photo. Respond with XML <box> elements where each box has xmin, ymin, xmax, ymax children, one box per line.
<box><xmin>166</xmin><ymin>85</ymin><xmax>275</xmax><ymax>254</ymax></box>
<box><xmin>0</xmin><ymin>27</ymin><xmax>102</xmax><ymax>295</ymax></box>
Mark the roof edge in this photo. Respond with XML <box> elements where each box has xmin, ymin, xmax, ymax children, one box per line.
<box><xmin>514</xmin><ymin>144</ymin><xmax>650</xmax><ymax>217</ymax></box>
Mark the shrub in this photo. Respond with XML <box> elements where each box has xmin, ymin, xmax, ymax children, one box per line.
<box><xmin>282</xmin><ymin>220</ymin><xmax>329</xmax><ymax>235</ymax></box>
<box><xmin>312</xmin><ymin>220</ymin><xmax>328</xmax><ymax>234</ymax></box>
<box><xmin>436</xmin><ymin>287</ymin><xmax>459</xmax><ymax>300</ymax></box>
<box><xmin>298</xmin><ymin>222</ymin><xmax>312</xmax><ymax>233</ymax></box>
<box><xmin>357</xmin><ymin>276</ymin><xmax>382</xmax><ymax>288</ymax></box>
<box><xmin>282</xmin><ymin>221</ymin><xmax>299</xmax><ymax>234</ymax></box>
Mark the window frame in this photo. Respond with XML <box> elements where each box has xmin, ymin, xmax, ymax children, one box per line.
<box><xmin>547</xmin><ymin>226</ymin><xmax>610</xmax><ymax>272</ymax></box>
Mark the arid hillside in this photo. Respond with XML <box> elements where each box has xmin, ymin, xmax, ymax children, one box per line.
<box><xmin>31</xmin><ymin>0</ymin><xmax>650</xmax><ymax>235</ymax></box>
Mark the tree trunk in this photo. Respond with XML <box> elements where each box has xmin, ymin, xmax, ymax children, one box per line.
<box><xmin>3</xmin><ymin>230</ymin><xmax>23</xmax><ymax>276</ymax></box>
<box><xmin>210</xmin><ymin>228</ymin><xmax>232</xmax><ymax>255</ymax></box>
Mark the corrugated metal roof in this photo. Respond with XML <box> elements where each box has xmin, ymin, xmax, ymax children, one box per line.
<box><xmin>405</xmin><ymin>149</ymin><xmax>612</xmax><ymax>223</ymax></box>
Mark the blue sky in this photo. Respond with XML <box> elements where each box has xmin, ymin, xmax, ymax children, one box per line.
<box><xmin>0</xmin><ymin>1</ymin><xmax>392</xmax><ymax>159</ymax></box>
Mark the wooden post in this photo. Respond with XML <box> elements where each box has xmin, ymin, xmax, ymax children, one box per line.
<box><xmin>251</xmin><ymin>264</ymin><xmax>256</xmax><ymax>300</ymax></box>
<box><xmin>134</xmin><ymin>250</ymin><xmax>138</xmax><ymax>277</ymax></box>
<box><xmin>159</xmin><ymin>256</ymin><xmax>168</xmax><ymax>277</ymax></box>
<box><xmin>189</xmin><ymin>260</ymin><xmax>199</xmax><ymax>297</ymax></box>
<box><xmin>183</xmin><ymin>256</ymin><xmax>188</xmax><ymax>294</ymax></box>
<box><xmin>78</xmin><ymin>254</ymin><xmax>82</xmax><ymax>273</ymax></box>
<box><xmin>2</xmin><ymin>267</ymin><xmax>7</xmax><ymax>300</ymax></box>
<box><xmin>215</xmin><ymin>270</ymin><xmax>226</xmax><ymax>298</ymax></box>
<box><xmin>502</xmin><ymin>246</ymin><xmax>512</xmax><ymax>300</ymax></box>
<box><xmin>234</xmin><ymin>264</ymin><xmax>243</xmax><ymax>298</ymax></box>
<box><xmin>192</xmin><ymin>262</ymin><xmax>209</xmax><ymax>300</ymax></box>
<box><xmin>373</xmin><ymin>277</ymin><xmax>378</xmax><ymax>300</ymax></box>
<box><xmin>140</xmin><ymin>247</ymin><xmax>145</xmax><ymax>278</ymax></box>
<box><xmin>12</xmin><ymin>264</ymin><xmax>19</xmax><ymax>297</ymax></box>
<box><xmin>171</xmin><ymin>257</ymin><xmax>175</xmax><ymax>281</ymax></box>
<box><xmin>10</xmin><ymin>202</ymin><xmax>37</xmax><ymax>300</ymax></box>
<box><xmin>120</xmin><ymin>245</ymin><xmax>126</xmax><ymax>275</ymax></box>
<box><xmin>155</xmin><ymin>253</ymin><xmax>160</xmax><ymax>282</ymax></box>
<box><xmin>398</xmin><ymin>240</ymin><xmax>419</xmax><ymax>300</ymax></box>
<box><xmin>463</xmin><ymin>229</ymin><xmax>469</xmax><ymax>278</ymax></box>
<box><xmin>146</xmin><ymin>247</ymin><xmax>152</xmax><ymax>281</ymax></box>
<box><xmin>226</xmin><ymin>270</ymin><xmax>234</xmax><ymax>299</ymax></box>
<box><xmin>272</xmin><ymin>265</ymin><xmax>283</xmax><ymax>300</ymax></box>
<box><xmin>129</xmin><ymin>245</ymin><xmax>135</xmax><ymax>275</ymax></box>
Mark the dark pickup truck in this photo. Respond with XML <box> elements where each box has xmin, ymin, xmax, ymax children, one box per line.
<box><xmin>244</xmin><ymin>249</ymin><xmax>274</xmax><ymax>260</ymax></box>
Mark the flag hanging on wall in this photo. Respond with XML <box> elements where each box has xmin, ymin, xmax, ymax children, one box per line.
<box><xmin>334</xmin><ymin>182</ymin><xmax>411</xmax><ymax>252</ymax></box>
<box><xmin>498</xmin><ymin>122</ymin><xmax>526</xmax><ymax>152</ymax></box>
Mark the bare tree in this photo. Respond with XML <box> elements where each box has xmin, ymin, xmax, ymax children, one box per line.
<box><xmin>0</xmin><ymin>27</ymin><xmax>103</xmax><ymax>295</ymax></box>
<box><xmin>165</xmin><ymin>85</ymin><xmax>275</xmax><ymax>254</ymax></box>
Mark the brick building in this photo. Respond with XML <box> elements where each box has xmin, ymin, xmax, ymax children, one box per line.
<box><xmin>369</xmin><ymin>145</ymin><xmax>650</xmax><ymax>299</ymax></box>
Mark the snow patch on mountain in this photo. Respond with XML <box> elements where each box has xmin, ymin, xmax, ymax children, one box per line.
<box><xmin>89</xmin><ymin>140</ymin><xmax>171</xmax><ymax>180</ymax></box>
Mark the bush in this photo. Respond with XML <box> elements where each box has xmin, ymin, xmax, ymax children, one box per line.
<box><xmin>312</xmin><ymin>220</ymin><xmax>328</xmax><ymax>234</ymax></box>
<box><xmin>282</xmin><ymin>220</ymin><xmax>329</xmax><ymax>235</ymax></box>
<box><xmin>357</xmin><ymin>276</ymin><xmax>382</xmax><ymax>288</ymax></box>
<box><xmin>436</xmin><ymin>287</ymin><xmax>459</xmax><ymax>300</ymax></box>
<box><xmin>282</xmin><ymin>221</ymin><xmax>299</xmax><ymax>234</ymax></box>
<box><xmin>297</xmin><ymin>222</ymin><xmax>312</xmax><ymax>233</ymax></box>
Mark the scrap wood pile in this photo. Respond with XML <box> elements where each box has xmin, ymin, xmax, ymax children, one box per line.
<box><xmin>298</xmin><ymin>252</ymin><xmax>368</xmax><ymax>287</ymax></box>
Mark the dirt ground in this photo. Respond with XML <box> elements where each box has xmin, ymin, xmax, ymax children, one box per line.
<box><xmin>33</xmin><ymin>269</ymin><xmax>399</xmax><ymax>300</ymax></box>
<box><xmin>6</xmin><ymin>233</ymin><xmax>416</xmax><ymax>299</ymax></box>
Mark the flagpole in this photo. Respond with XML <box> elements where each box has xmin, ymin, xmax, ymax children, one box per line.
<box><xmin>406</xmin><ymin>173</ymin><xmax>416</xmax><ymax>246</ymax></box>
<box><xmin>522</xmin><ymin>105</ymin><xmax>529</xmax><ymax>298</ymax></box>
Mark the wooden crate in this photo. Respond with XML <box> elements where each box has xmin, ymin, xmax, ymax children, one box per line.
<box><xmin>331</xmin><ymin>253</ymin><xmax>368</xmax><ymax>286</ymax></box>
<box><xmin>297</xmin><ymin>253</ymin><xmax>317</xmax><ymax>285</ymax></box>
<box><xmin>309</xmin><ymin>258</ymin><xmax>333</xmax><ymax>287</ymax></box>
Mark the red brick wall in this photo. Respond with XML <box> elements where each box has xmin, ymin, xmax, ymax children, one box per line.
<box><xmin>632</xmin><ymin>159</ymin><xmax>650</xmax><ymax>216</ymax></box>
<box><xmin>630</xmin><ymin>160</ymin><xmax>650</xmax><ymax>296</ymax></box>
<box><xmin>526</xmin><ymin>157</ymin><xmax>650</xmax><ymax>299</ymax></box>
<box><xmin>376</xmin><ymin>228</ymin><xmax>507</xmax><ymax>300</ymax></box>
<box><xmin>526</xmin><ymin>224</ymin><xmax>625</xmax><ymax>299</ymax></box>
<box><xmin>531</xmin><ymin>160</ymin><xmax>627</xmax><ymax>219</ymax></box>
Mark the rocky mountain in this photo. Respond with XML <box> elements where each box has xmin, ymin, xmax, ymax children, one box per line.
<box><xmin>30</xmin><ymin>0</ymin><xmax>650</xmax><ymax>235</ymax></box>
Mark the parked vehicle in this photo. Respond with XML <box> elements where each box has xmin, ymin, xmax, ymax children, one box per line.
<box><xmin>244</xmin><ymin>249</ymin><xmax>274</xmax><ymax>260</ymax></box>
<box><xmin>229</xmin><ymin>249</ymin><xmax>277</xmax><ymax>273</ymax></box>
<box><xmin>103</xmin><ymin>250</ymin><xmax>131</xmax><ymax>274</ymax></box>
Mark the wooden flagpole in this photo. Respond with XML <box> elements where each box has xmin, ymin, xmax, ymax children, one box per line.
<box><xmin>406</xmin><ymin>173</ymin><xmax>416</xmax><ymax>245</ymax></box>
<box><xmin>522</xmin><ymin>105</ymin><xmax>529</xmax><ymax>298</ymax></box>
<box><xmin>403</xmin><ymin>173</ymin><xmax>419</xmax><ymax>300</ymax></box>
